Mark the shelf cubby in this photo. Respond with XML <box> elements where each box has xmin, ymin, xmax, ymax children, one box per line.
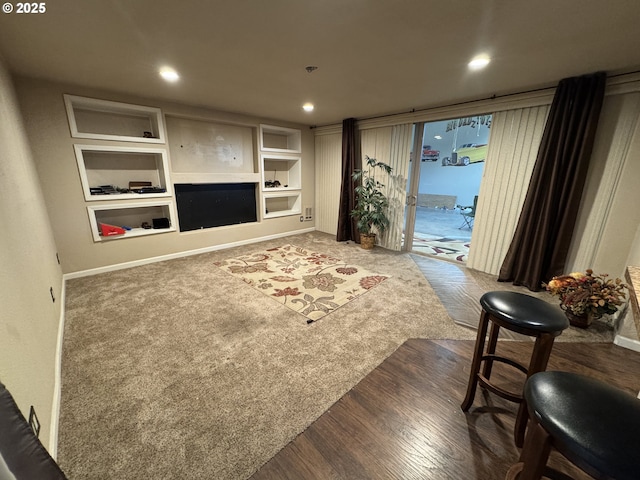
<box><xmin>74</xmin><ymin>145</ymin><xmax>171</xmax><ymax>201</ymax></box>
<box><xmin>64</xmin><ymin>94</ymin><xmax>165</xmax><ymax>143</ymax></box>
<box><xmin>263</xmin><ymin>191</ymin><xmax>302</xmax><ymax>219</ymax></box>
<box><xmin>259</xmin><ymin>124</ymin><xmax>301</xmax><ymax>153</ymax></box>
<box><xmin>261</xmin><ymin>154</ymin><xmax>301</xmax><ymax>191</ymax></box>
<box><xmin>87</xmin><ymin>201</ymin><xmax>175</xmax><ymax>242</ymax></box>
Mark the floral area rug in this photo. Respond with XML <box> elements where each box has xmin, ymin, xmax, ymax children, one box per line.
<box><xmin>215</xmin><ymin>244</ymin><xmax>390</xmax><ymax>323</ymax></box>
<box><xmin>412</xmin><ymin>235</ymin><xmax>470</xmax><ymax>263</ymax></box>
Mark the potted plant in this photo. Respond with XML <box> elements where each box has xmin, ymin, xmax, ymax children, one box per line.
<box><xmin>544</xmin><ymin>269</ymin><xmax>628</xmax><ymax>328</ymax></box>
<box><xmin>350</xmin><ymin>155</ymin><xmax>393</xmax><ymax>249</ymax></box>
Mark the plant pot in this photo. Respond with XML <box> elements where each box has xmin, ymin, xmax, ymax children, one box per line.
<box><xmin>565</xmin><ymin>310</ymin><xmax>592</xmax><ymax>329</ymax></box>
<box><xmin>360</xmin><ymin>233</ymin><xmax>376</xmax><ymax>250</ymax></box>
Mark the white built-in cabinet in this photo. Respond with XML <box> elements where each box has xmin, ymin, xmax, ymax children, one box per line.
<box><xmin>65</xmin><ymin>95</ymin><xmax>305</xmax><ymax>240</ymax></box>
<box><xmin>259</xmin><ymin>125</ymin><xmax>302</xmax><ymax>218</ymax></box>
<box><xmin>65</xmin><ymin>94</ymin><xmax>175</xmax><ymax>241</ymax></box>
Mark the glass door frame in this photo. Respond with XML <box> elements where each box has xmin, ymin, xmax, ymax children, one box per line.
<box><xmin>402</xmin><ymin>122</ymin><xmax>425</xmax><ymax>252</ymax></box>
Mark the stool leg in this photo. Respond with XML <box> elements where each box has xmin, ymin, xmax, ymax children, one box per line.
<box><xmin>508</xmin><ymin>421</ymin><xmax>551</xmax><ymax>480</ymax></box>
<box><xmin>481</xmin><ymin>319</ymin><xmax>500</xmax><ymax>380</ymax></box>
<box><xmin>461</xmin><ymin>309</ymin><xmax>490</xmax><ymax>411</ymax></box>
<box><xmin>514</xmin><ymin>333</ymin><xmax>556</xmax><ymax>447</ymax></box>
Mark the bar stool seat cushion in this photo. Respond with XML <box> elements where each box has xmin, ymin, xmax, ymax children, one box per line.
<box><xmin>526</xmin><ymin>371</ymin><xmax>640</xmax><ymax>480</ymax></box>
<box><xmin>481</xmin><ymin>291</ymin><xmax>569</xmax><ymax>333</ymax></box>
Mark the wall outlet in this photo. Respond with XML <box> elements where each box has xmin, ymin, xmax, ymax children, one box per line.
<box><xmin>304</xmin><ymin>206</ymin><xmax>313</xmax><ymax>221</ymax></box>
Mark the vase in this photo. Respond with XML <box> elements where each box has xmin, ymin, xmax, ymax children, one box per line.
<box><xmin>360</xmin><ymin>233</ymin><xmax>376</xmax><ymax>250</ymax></box>
<box><xmin>565</xmin><ymin>310</ymin><xmax>592</xmax><ymax>329</ymax></box>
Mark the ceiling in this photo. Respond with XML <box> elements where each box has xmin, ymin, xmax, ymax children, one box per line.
<box><xmin>1</xmin><ymin>0</ymin><xmax>639</xmax><ymax>127</ymax></box>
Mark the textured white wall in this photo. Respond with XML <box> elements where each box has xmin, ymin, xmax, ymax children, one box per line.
<box><xmin>0</xmin><ymin>57</ymin><xmax>63</xmax><ymax>452</ymax></box>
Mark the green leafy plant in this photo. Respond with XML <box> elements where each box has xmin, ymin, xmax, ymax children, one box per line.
<box><xmin>350</xmin><ymin>156</ymin><xmax>393</xmax><ymax>235</ymax></box>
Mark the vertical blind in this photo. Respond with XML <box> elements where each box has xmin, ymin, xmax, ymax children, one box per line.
<box><xmin>315</xmin><ymin>126</ymin><xmax>411</xmax><ymax>248</ymax></box>
<box><xmin>314</xmin><ymin>132</ymin><xmax>342</xmax><ymax>235</ymax></box>
<box><xmin>360</xmin><ymin>124</ymin><xmax>412</xmax><ymax>250</ymax></box>
<box><xmin>466</xmin><ymin>105</ymin><xmax>550</xmax><ymax>274</ymax></box>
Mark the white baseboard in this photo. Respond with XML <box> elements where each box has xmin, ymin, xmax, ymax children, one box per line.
<box><xmin>64</xmin><ymin>227</ymin><xmax>316</xmax><ymax>279</ymax></box>
<box><xmin>50</xmin><ymin>276</ymin><xmax>66</xmax><ymax>459</ymax></box>
<box><xmin>614</xmin><ymin>334</ymin><xmax>640</xmax><ymax>353</ymax></box>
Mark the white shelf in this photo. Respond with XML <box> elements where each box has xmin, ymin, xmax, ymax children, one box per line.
<box><xmin>261</xmin><ymin>154</ymin><xmax>301</xmax><ymax>191</ymax></box>
<box><xmin>64</xmin><ymin>94</ymin><xmax>165</xmax><ymax>143</ymax></box>
<box><xmin>87</xmin><ymin>201</ymin><xmax>175</xmax><ymax>242</ymax></box>
<box><xmin>74</xmin><ymin>144</ymin><xmax>171</xmax><ymax>201</ymax></box>
<box><xmin>259</xmin><ymin>124</ymin><xmax>301</xmax><ymax>153</ymax></box>
<box><xmin>263</xmin><ymin>191</ymin><xmax>302</xmax><ymax>219</ymax></box>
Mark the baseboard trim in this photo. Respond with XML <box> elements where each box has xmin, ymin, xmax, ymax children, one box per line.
<box><xmin>50</xmin><ymin>276</ymin><xmax>66</xmax><ymax>459</ymax></box>
<box><xmin>64</xmin><ymin>227</ymin><xmax>316</xmax><ymax>280</ymax></box>
<box><xmin>613</xmin><ymin>334</ymin><xmax>640</xmax><ymax>353</ymax></box>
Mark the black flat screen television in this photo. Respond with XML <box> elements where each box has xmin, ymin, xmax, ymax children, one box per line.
<box><xmin>175</xmin><ymin>183</ymin><xmax>257</xmax><ymax>232</ymax></box>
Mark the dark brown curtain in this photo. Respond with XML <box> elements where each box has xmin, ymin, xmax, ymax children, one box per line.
<box><xmin>336</xmin><ymin>118</ymin><xmax>360</xmax><ymax>242</ymax></box>
<box><xmin>498</xmin><ymin>72</ymin><xmax>607</xmax><ymax>290</ymax></box>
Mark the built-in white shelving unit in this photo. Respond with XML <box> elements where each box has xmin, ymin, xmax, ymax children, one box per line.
<box><xmin>64</xmin><ymin>94</ymin><xmax>165</xmax><ymax>143</ymax></box>
<box><xmin>65</xmin><ymin>94</ymin><xmax>176</xmax><ymax>242</ymax></box>
<box><xmin>74</xmin><ymin>145</ymin><xmax>171</xmax><ymax>201</ymax></box>
<box><xmin>87</xmin><ymin>201</ymin><xmax>175</xmax><ymax>242</ymax></box>
<box><xmin>259</xmin><ymin>125</ymin><xmax>302</xmax><ymax>219</ymax></box>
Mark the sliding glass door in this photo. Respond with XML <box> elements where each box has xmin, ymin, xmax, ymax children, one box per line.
<box><xmin>404</xmin><ymin>116</ymin><xmax>491</xmax><ymax>263</ymax></box>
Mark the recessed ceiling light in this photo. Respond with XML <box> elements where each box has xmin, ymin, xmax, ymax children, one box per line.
<box><xmin>434</xmin><ymin>135</ymin><xmax>442</xmax><ymax>140</ymax></box>
<box><xmin>159</xmin><ymin>67</ymin><xmax>180</xmax><ymax>82</ymax></box>
<box><xmin>468</xmin><ymin>55</ymin><xmax>491</xmax><ymax>70</ymax></box>
<box><xmin>302</xmin><ymin>103</ymin><xmax>314</xmax><ymax>112</ymax></box>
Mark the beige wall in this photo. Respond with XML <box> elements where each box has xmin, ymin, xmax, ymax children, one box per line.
<box><xmin>567</xmin><ymin>91</ymin><xmax>640</xmax><ymax>279</ymax></box>
<box><xmin>0</xmin><ymin>59</ymin><xmax>63</xmax><ymax>451</ymax></box>
<box><xmin>14</xmin><ymin>77</ymin><xmax>316</xmax><ymax>274</ymax></box>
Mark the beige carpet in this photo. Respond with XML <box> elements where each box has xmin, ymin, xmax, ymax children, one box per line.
<box><xmin>58</xmin><ymin>231</ymin><xmax>611</xmax><ymax>479</ymax></box>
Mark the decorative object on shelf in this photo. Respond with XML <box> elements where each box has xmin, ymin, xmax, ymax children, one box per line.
<box><xmin>350</xmin><ymin>156</ymin><xmax>393</xmax><ymax>249</ymax></box>
<box><xmin>152</xmin><ymin>217</ymin><xmax>170</xmax><ymax>229</ymax></box>
<box><xmin>264</xmin><ymin>180</ymin><xmax>281</xmax><ymax>188</ymax></box>
<box><xmin>544</xmin><ymin>269</ymin><xmax>628</xmax><ymax>328</ymax></box>
<box><xmin>99</xmin><ymin>223</ymin><xmax>126</xmax><ymax>237</ymax></box>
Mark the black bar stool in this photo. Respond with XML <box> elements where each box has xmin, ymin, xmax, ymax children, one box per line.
<box><xmin>505</xmin><ymin>371</ymin><xmax>640</xmax><ymax>480</ymax></box>
<box><xmin>461</xmin><ymin>291</ymin><xmax>569</xmax><ymax>447</ymax></box>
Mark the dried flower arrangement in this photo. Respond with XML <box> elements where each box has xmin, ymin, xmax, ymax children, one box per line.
<box><xmin>544</xmin><ymin>269</ymin><xmax>627</xmax><ymax>320</ymax></box>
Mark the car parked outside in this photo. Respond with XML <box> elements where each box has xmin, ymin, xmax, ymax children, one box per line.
<box><xmin>442</xmin><ymin>143</ymin><xmax>487</xmax><ymax>166</ymax></box>
<box><xmin>421</xmin><ymin>145</ymin><xmax>440</xmax><ymax>161</ymax></box>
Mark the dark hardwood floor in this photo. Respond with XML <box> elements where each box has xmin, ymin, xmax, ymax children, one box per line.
<box><xmin>250</xmin><ymin>339</ymin><xmax>640</xmax><ymax>480</ymax></box>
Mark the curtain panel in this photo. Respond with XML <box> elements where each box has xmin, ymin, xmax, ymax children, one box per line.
<box><xmin>498</xmin><ymin>72</ymin><xmax>607</xmax><ymax>290</ymax></box>
<box><xmin>336</xmin><ymin>118</ymin><xmax>359</xmax><ymax>242</ymax></box>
